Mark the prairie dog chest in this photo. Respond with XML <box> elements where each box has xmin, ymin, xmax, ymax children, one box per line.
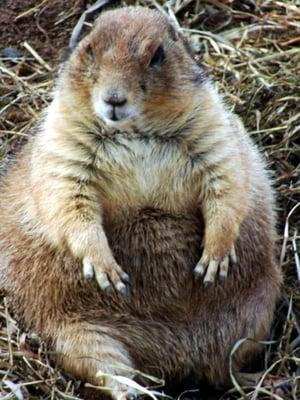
<box><xmin>92</xmin><ymin>133</ymin><xmax>201</xmax><ymax>211</ymax></box>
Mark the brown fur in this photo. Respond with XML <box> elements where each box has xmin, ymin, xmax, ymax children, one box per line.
<box><xmin>0</xmin><ymin>6</ymin><xmax>281</xmax><ymax>399</ymax></box>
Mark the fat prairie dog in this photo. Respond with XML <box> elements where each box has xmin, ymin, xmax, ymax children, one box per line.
<box><xmin>0</xmin><ymin>6</ymin><xmax>281</xmax><ymax>400</ymax></box>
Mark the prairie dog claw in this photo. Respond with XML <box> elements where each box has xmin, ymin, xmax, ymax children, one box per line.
<box><xmin>83</xmin><ymin>259</ymin><xmax>94</xmax><ymax>279</ymax></box>
<box><xmin>230</xmin><ymin>246</ymin><xmax>237</xmax><ymax>263</ymax></box>
<box><xmin>194</xmin><ymin>245</ymin><xmax>237</xmax><ymax>286</ymax></box>
<box><xmin>82</xmin><ymin>257</ymin><xmax>129</xmax><ymax>297</ymax></box>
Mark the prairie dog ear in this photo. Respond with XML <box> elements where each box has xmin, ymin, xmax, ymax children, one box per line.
<box><xmin>168</xmin><ymin>23</ymin><xmax>180</xmax><ymax>42</ymax></box>
<box><xmin>176</xmin><ymin>30</ymin><xmax>207</xmax><ymax>83</ymax></box>
<box><xmin>177</xmin><ymin>30</ymin><xmax>196</xmax><ymax>59</ymax></box>
<box><xmin>166</xmin><ymin>20</ymin><xmax>197</xmax><ymax>60</ymax></box>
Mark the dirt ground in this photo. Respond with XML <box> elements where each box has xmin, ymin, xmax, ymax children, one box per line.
<box><xmin>0</xmin><ymin>0</ymin><xmax>88</xmax><ymax>62</ymax></box>
<box><xmin>0</xmin><ymin>1</ymin><xmax>299</xmax><ymax>399</ymax></box>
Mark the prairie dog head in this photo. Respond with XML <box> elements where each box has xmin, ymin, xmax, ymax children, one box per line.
<box><xmin>60</xmin><ymin>7</ymin><xmax>207</xmax><ymax>133</ymax></box>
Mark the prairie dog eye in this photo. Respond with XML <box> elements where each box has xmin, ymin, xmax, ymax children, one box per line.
<box><xmin>86</xmin><ymin>44</ymin><xmax>94</xmax><ymax>62</ymax></box>
<box><xmin>149</xmin><ymin>46</ymin><xmax>165</xmax><ymax>67</ymax></box>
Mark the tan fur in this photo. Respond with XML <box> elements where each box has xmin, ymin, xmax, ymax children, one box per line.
<box><xmin>0</xmin><ymin>6</ymin><xmax>281</xmax><ymax>399</ymax></box>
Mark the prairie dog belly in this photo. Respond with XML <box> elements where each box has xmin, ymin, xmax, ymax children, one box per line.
<box><xmin>94</xmin><ymin>135</ymin><xmax>202</xmax><ymax>220</ymax></box>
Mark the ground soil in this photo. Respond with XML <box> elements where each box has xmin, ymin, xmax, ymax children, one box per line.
<box><xmin>0</xmin><ymin>0</ymin><xmax>88</xmax><ymax>64</ymax></box>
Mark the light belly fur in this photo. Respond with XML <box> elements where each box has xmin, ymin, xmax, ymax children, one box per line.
<box><xmin>93</xmin><ymin>135</ymin><xmax>202</xmax><ymax>220</ymax></box>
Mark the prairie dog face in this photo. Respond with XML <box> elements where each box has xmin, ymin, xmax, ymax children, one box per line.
<box><xmin>63</xmin><ymin>7</ymin><xmax>205</xmax><ymax>132</ymax></box>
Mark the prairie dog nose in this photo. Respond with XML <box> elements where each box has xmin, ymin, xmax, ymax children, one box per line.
<box><xmin>103</xmin><ymin>89</ymin><xmax>127</xmax><ymax>107</ymax></box>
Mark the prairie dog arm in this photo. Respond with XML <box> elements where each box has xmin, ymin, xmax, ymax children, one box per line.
<box><xmin>29</xmin><ymin>140</ymin><xmax>129</xmax><ymax>295</ymax></box>
<box><xmin>194</xmin><ymin>132</ymin><xmax>250</xmax><ymax>285</ymax></box>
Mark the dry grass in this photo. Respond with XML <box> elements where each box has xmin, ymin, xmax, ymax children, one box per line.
<box><xmin>0</xmin><ymin>0</ymin><xmax>299</xmax><ymax>399</ymax></box>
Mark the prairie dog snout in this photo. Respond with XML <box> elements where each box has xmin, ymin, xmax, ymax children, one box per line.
<box><xmin>93</xmin><ymin>85</ymin><xmax>138</xmax><ymax>126</ymax></box>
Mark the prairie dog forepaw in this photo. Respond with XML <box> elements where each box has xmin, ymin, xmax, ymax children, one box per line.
<box><xmin>194</xmin><ymin>245</ymin><xmax>237</xmax><ymax>286</ymax></box>
<box><xmin>83</xmin><ymin>256</ymin><xmax>130</xmax><ymax>297</ymax></box>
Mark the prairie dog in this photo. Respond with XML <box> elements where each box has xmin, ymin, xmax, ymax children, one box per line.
<box><xmin>0</xmin><ymin>6</ymin><xmax>281</xmax><ymax>399</ymax></box>
<box><xmin>15</xmin><ymin>7</ymin><xmax>247</xmax><ymax>288</ymax></box>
